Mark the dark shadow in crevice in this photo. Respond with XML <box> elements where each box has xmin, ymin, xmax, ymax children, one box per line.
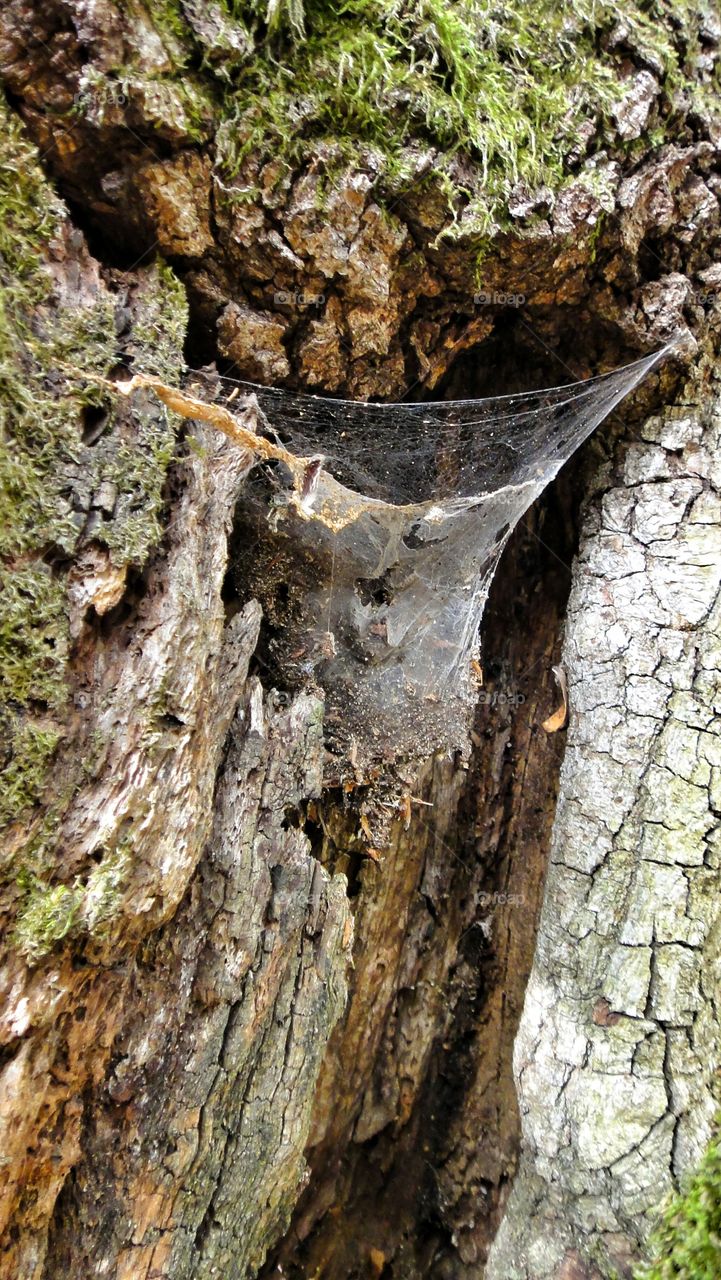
<box><xmin>437</xmin><ymin>305</ymin><xmax>634</xmax><ymax>402</ymax></box>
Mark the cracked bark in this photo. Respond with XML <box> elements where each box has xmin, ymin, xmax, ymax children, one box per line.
<box><xmin>485</xmin><ymin>363</ymin><xmax>721</xmax><ymax>1280</ymax></box>
<box><xmin>1</xmin><ymin>3</ymin><xmax>720</xmax><ymax>1280</ymax></box>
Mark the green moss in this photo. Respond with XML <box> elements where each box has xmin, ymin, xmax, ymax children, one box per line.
<box><xmin>143</xmin><ymin>0</ymin><xmax>195</xmax><ymax>56</ymax></box>
<box><xmin>0</xmin><ymin>89</ymin><xmax>187</xmax><ymax>570</ymax></box>
<box><xmin>0</xmin><ymin>101</ymin><xmax>82</xmax><ymax>831</ymax></box>
<box><xmin>0</xmin><ymin>104</ymin><xmax>74</xmax><ymax>558</ymax></box>
<box><xmin>212</xmin><ymin>0</ymin><xmax>718</xmax><ymax>234</ymax></box>
<box><xmin>635</xmin><ymin>1125</ymin><xmax>721</xmax><ymax>1280</ymax></box>
<box><xmin>147</xmin><ymin>0</ymin><xmax>256</xmax><ymax>65</ymax></box>
<box><xmin>80</xmin><ymin>843</ymin><xmax>132</xmax><ymax>935</ymax></box>
<box><xmin>265</xmin><ymin>0</ymin><xmax>307</xmax><ymax>40</ymax></box>
<box><xmin>0</xmin><ymin>566</ymin><xmax>69</xmax><ymax>707</ymax></box>
<box><xmin>587</xmin><ymin>211</ymin><xmax>606</xmax><ymax>264</ymax></box>
<box><xmin>13</xmin><ymin>839</ymin><xmax>132</xmax><ymax>962</ymax></box>
<box><xmin>66</xmin><ymin>0</ymin><xmax>717</xmax><ymax>237</ymax></box>
<box><xmin>0</xmin><ymin>720</ymin><xmax>62</xmax><ymax>828</ymax></box>
<box><xmin>13</xmin><ymin>876</ymin><xmax>83</xmax><ymax>962</ymax></box>
<box><xmin>98</xmin><ymin>267</ymin><xmax>187</xmax><ymax>561</ymax></box>
<box><xmin>56</xmin><ymin>1</ymin><xmax>721</xmax><ymax>235</ymax></box>
<box><xmin>127</xmin><ymin>259</ymin><xmax>189</xmax><ymax>381</ymax></box>
<box><xmin>0</xmin><ymin>94</ymin><xmax>187</xmax><ymax>851</ymax></box>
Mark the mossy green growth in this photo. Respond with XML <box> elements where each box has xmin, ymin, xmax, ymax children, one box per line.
<box><xmin>0</xmin><ymin>105</ymin><xmax>74</xmax><ymax>558</ymax></box>
<box><xmin>13</xmin><ymin>875</ymin><xmax>83</xmax><ymax>962</ymax></box>
<box><xmin>0</xmin><ymin>567</ymin><xmax>69</xmax><ymax>708</ymax></box>
<box><xmin>635</xmin><ymin>1124</ymin><xmax>721</xmax><ymax>1280</ymax></box>
<box><xmin>0</xmin><ymin>99</ymin><xmax>74</xmax><ymax>844</ymax></box>
<box><xmin>0</xmin><ymin>722</ymin><xmax>62</xmax><ymax>829</ymax></box>
<box><xmin>0</xmin><ymin>91</ymin><xmax>187</xmax><ymax>574</ymax></box>
<box><xmin>144</xmin><ymin>0</ymin><xmax>252</xmax><ymax>60</ymax></box>
<box><xmin>99</xmin><ymin>264</ymin><xmax>188</xmax><ymax>561</ymax></box>
<box><xmin>140</xmin><ymin>0</ymin><xmax>195</xmax><ymax>56</ymax></box>
<box><xmin>214</xmin><ymin>0</ymin><xmax>719</xmax><ymax>234</ymax></box>
<box><xmin>59</xmin><ymin>0</ymin><xmax>721</xmax><ymax>237</ymax></box>
<box><xmin>0</xmin><ymin>94</ymin><xmax>187</xmax><ymax>846</ymax></box>
<box><xmin>13</xmin><ymin>839</ymin><xmax>133</xmax><ymax>961</ymax></box>
<box><xmin>126</xmin><ymin>259</ymin><xmax>189</xmax><ymax>382</ymax></box>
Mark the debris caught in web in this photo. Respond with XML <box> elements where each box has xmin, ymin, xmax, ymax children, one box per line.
<box><xmin>111</xmin><ymin>344</ymin><xmax>675</xmax><ymax>775</ymax></box>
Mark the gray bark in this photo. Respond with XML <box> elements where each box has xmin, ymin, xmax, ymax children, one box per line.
<box><xmin>487</xmin><ymin>360</ymin><xmax>721</xmax><ymax>1280</ymax></box>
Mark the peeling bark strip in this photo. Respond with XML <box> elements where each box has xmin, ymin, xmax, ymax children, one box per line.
<box><xmin>113</xmin><ymin>372</ymin><xmax>323</xmax><ymax>486</ymax></box>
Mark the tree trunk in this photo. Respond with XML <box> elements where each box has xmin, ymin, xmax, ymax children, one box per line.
<box><xmin>0</xmin><ymin>3</ymin><xmax>719</xmax><ymax>1279</ymax></box>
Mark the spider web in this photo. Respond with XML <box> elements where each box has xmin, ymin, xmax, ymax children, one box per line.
<box><xmin>191</xmin><ymin>343</ymin><xmax>674</xmax><ymax>773</ymax></box>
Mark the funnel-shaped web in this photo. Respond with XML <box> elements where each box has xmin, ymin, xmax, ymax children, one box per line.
<box><xmin>211</xmin><ymin>343</ymin><xmax>673</xmax><ymax>771</ymax></box>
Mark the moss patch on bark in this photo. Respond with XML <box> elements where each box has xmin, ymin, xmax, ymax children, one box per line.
<box><xmin>636</xmin><ymin>1126</ymin><xmax>721</xmax><ymax>1280</ymax></box>
<box><xmin>132</xmin><ymin>1</ymin><xmax>718</xmax><ymax>234</ymax></box>
<box><xmin>0</xmin><ymin>95</ymin><xmax>188</xmax><ymax>949</ymax></box>
<box><xmin>62</xmin><ymin>1</ymin><xmax>720</xmax><ymax>238</ymax></box>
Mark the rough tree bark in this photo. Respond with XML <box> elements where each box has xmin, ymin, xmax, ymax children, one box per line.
<box><xmin>0</xmin><ymin>3</ymin><xmax>719</xmax><ymax>1280</ymax></box>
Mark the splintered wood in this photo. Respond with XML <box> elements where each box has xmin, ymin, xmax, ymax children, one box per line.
<box><xmin>113</xmin><ymin>373</ymin><xmax>411</xmax><ymax>534</ymax></box>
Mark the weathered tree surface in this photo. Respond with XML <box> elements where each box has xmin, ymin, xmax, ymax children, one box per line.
<box><xmin>486</xmin><ymin>358</ymin><xmax>721</xmax><ymax>1280</ymax></box>
<box><xmin>0</xmin><ymin>2</ymin><xmax>720</xmax><ymax>1279</ymax></box>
